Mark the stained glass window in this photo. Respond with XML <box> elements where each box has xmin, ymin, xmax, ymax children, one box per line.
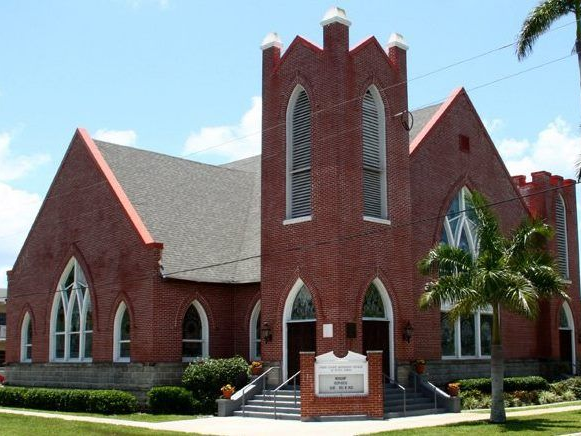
<box><xmin>183</xmin><ymin>305</ymin><xmax>203</xmax><ymax>359</ymax></box>
<box><xmin>114</xmin><ymin>302</ymin><xmax>131</xmax><ymax>362</ymax></box>
<box><xmin>291</xmin><ymin>285</ymin><xmax>316</xmax><ymax>320</ymax></box>
<box><xmin>363</xmin><ymin>283</ymin><xmax>385</xmax><ymax>318</ymax></box>
<box><xmin>21</xmin><ymin>313</ymin><xmax>33</xmax><ymax>362</ymax></box>
<box><xmin>560</xmin><ymin>306</ymin><xmax>571</xmax><ymax>329</ymax></box>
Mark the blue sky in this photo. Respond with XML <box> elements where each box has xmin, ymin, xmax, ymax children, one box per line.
<box><xmin>1</xmin><ymin>0</ymin><xmax>580</xmax><ymax>286</ymax></box>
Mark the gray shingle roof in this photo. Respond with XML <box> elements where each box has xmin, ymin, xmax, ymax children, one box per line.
<box><xmin>94</xmin><ymin>105</ymin><xmax>437</xmax><ymax>284</ymax></box>
<box><xmin>96</xmin><ymin>141</ymin><xmax>261</xmax><ymax>283</ymax></box>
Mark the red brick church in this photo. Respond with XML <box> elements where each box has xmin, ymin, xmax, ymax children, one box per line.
<box><xmin>5</xmin><ymin>8</ymin><xmax>580</xmax><ymax>396</ymax></box>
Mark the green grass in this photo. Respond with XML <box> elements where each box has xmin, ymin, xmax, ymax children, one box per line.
<box><xmin>0</xmin><ymin>413</ymin><xmax>200</xmax><ymax>435</ymax></box>
<box><xmin>367</xmin><ymin>410</ymin><xmax>581</xmax><ymax>435</ymax></box>
<box><xmin>466</xmin><ymin>400</ymin><xmax>581</xmax><ymax>414</ymax></box>
<box><xmin>0</xmin><ymin>406</ymin><xmax>200</xmax><ymax>422</ymax></box>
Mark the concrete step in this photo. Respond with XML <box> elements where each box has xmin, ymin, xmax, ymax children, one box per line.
<box><xmin>233</xmin><ymin>410</ymin><xmax>301</xmax><ymax>420</ymax></box>
<box><xmin>248</xmin><ymin>399</ymin><xmax>301</xmax><ymax>407</ymax></box>
<box><xmin>385</xmin><ymin>402</ymin><xmax>443</xmax><ymax>413</ymax></box>
<box><xmin>385</xmin><ymin>397</ymin><xmax>435</xmax><ymax>407</ymax></box>
<box><xmin>385</xmin><ymin>407</ymin><xmax>447</xmax><ymax>419</ymax></box>
<box><xmin>240</xmin><ymin>405</ymin><xmax>300</xmax><ymax>414</ymax></box>
<box><xmin>255</xmin><ymin>394</ymin><xmax>301</xmax><ymax>402</ymax></box>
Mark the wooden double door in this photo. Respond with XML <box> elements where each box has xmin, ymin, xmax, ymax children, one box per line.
<box><xmin>287</xmin><ymin>321</ymin><xmax>316</xmax><ymax>382</ymax></box>
<box><xmin>362</xmin><ymin>320</ymin><xmax>390</xmax><ymax>376</ymax></box>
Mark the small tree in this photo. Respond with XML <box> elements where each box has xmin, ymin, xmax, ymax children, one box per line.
<box><xmin>418</xmin><ymin>191</ymin><xmax>568</xmax><ymax>423</ymax></box>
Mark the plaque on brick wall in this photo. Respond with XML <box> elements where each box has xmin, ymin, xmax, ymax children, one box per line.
<box><xmin>314</xmin><ymin>351</ymin><xmax>368</xmax><ymax>396</ymax></box>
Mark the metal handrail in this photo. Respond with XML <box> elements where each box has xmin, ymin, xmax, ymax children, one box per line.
<box><xmin>272</xmin><ymin>370</ymin><xmax>300</xmax><ymax>419</ymax></box>
<box><xmin>240</xmin><ymin>366</ymin><xmax>280</xmax><ymax>417</ymax></box>
<box><xmin>383</xmin><ymin>373</ymin><xmax>406</xmax><ymax>417</ymax></box>
<box><xmin>423</xmin><ymin>379</ymin><xmax>450</xmax><ymax>410</ymax></box>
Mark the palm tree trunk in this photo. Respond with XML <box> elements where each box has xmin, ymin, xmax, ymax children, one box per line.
<box><xmin>490</xmin><ymin>304</ymin><xmax>506</xmax><ymax>423</ymax></box>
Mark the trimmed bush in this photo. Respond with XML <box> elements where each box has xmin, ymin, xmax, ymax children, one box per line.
<box><xmin>456</xmin><ymin>376</ymin><xmax>549</xmax><ymax>393</ymax></box>
<box><xmin>182</xmin><ymin>356</ymin><xmax>249</xmax><ymax>413</ymax></box>
<box><xmin>551</xmin><ymin>377</ymin><xmax>581</xmax><ymax>399</ymax></box>
<box><xmin>0</xmin><ymin>387</ymin><xmax>138</xmax><ymax>414</ymax></box>
<box><xmin>147</xmin><ymin>386</ymin><xmax>197</xmax><ymax>414</ymax></box>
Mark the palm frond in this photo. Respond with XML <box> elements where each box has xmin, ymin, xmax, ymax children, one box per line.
<box><xmin>516</xmin><ymin>0</ymin><xmax>574</xmax><ymax>60</ymax></box>
<box><xmin>418</xmin><ymin>244</ymin><xmax>473</xmax><ymax>276</ymax></box>
<box><xmin>419</xmin><ymin>275</ymin><xmax>474</xmax><ymax>310</ymax></box>
<box><xmin>468</xmin><ymin>192</ymin><xmax>502</xmax><ymax>255</ymax></box>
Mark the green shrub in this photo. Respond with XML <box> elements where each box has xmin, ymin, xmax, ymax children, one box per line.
<box><xmin>147</xmin><ymin>386</ymin><xmax>196</xmax><ymax>414</ymax></box>
<box><xmin>538</xmin><ymin>390</ymin><xmax>561</xmax><ymax>404</ymax></box>
<box><xmin>459</xmin><ymin>389</ymin><xmax>491</xmax><ymax>409</ymax></box>
<box><xmin>0</xmin><ymin>387</ymin><xmax>138</xmax><ymax>414</ymax></box>
<box><xmin>182</xmin><ymin>356</ymin><xmax>248</xmax><ymax>413</ymax></box>
<box><xmin>456</xmin><ymin>376</ymin><xmax>549</xmax><ymax>393</ymax></box>
<box><xmin>551</xmin><ymin>377</ymin><xmax>581</xmax><ymax>399</ymax></box>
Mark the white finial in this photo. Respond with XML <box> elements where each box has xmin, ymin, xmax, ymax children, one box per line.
<box><xmin>320</xmin><ymin>6</ymin><xmax>351</xmax><ymax>27</ymax></box>
<box><xmin>261</xmin><ymin>32</ymin><xmax>283</xmax><ymax>51</ymax></box>
<box><xmin>387</xmin><ymin>33</ymin><xmax>409</xmax><ymax>51</ymax></box>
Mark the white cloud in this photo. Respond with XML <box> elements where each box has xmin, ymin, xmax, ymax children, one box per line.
<box><xmin>497</xmin><ymin>117</ymin><xmax>580</xmax><ymax>180</ymax></box>
<box><xmin>94</xmin><ymin>129</ymin><xmax>137</xmax><ymax>147</ymax></box>
<box><xmin>0</xmin><ymin>132</ymin><xmax>50</xmax><ymax>181</ymax></box>
<box><xmin>183</xmin><ymin>96</ymin><xmax>261</xmax><ymax>162</ymax></box>
<box><xmin>483</xmin><ymin>118</ymin><xmax>505</xmax><ymax>135</ymax></box>
<box><xmin>0</xmin><ymin>266</ymin><xmax>9</xmax><ymax>288</ymax></box>
<box><xmin>126</xmin><ymin>0</ymin><xmax>169</xmax><ymax>9</ymax></box>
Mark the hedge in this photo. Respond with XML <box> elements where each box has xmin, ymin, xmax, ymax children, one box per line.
<box><xmin>147</xmin><ymin>386</ymin><xmax>199</xmax><ymax>414</ymax></box>
<box><xmin>0</xmin><ymin>387</ymin><xmax>138</xmax><ymax>414</ymax></box>
<box><xmin>456</xmin><ymin>376</ymin><xmax>549</xmax><ymax>393</ymax></box>
<box><xmin>182</xmin><ymin>356</ymin><xmax>248</xmax><ymax>413</ymax></box>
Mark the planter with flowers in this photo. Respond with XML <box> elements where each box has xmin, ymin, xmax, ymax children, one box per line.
<box><xmin>250</xmin><ymin>361</ymin><xmax>263</xmax><ymax>376</ymax></box>
<box><xmin>447</xmin><ymin>382</ymin><xmax>460</xmax><ymax>397</ymax></box>
<box><xmin>221</xmin><ymin>384</ymin><xmax>235</xmax><ymax>399</ymax></box>
<box><xmin>413</xmin><ymin>359</ymin><xmax>426</xmax><ymax>375</ymax></box>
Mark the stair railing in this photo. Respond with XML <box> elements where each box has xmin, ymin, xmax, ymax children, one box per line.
<box><xmin>424</xmin><ymin>379</ymin><xmax>442</xmax><ymax>411</ymax></box>
<box><xmin>272</xmin><ymin>370</ymin><xmax>300</xmax><ymax>420</ymax></box>
<box><xmin>383</xmin><ymin>373</ymin><xmax>406</xmax><ymax>417</ymax></box>
<box><xmin>240</xmin><ymin>366</ymin><xmax>280</xmax><ymax>417</ymax></box>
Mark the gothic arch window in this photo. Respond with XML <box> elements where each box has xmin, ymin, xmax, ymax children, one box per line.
<box><xmin>440</xmin><ymin>188</ymin><xmax>492</xmax><ymax>359</ymax></box>
<box><xmin>362</xmin><ymin>86</ymin><xmax>387</xmax><ymax>220</ymax></box>
<box><xmin>362</xmin><ymin>283</ymin><xmax>386</xmax><ymax>319</ymax></box>
<box><xmin>182</xmin><ymin>301</ymin><xmax>209</xmax><ymax>362</ymax></box>
<box><xmin>113</xmin><ymin>302</ymin><xmax>130</xmax><ymax>363</ymax></box>
<box><xmin>290</xmin><ymin>284</ymin><xmax>316</xmax><ymax>321</ymax></box>
<box><xmin>286</xmin><ymin>85</ymin><xmax>312</xmax><ymax>220</ymax></box>
<box><xmin>21</xmin><ymin>312</ymin><xmax>32</xmax><ymax>363</ymax></box>
<box><xmin>249</xmin><ymin>301</ymin><xmax>261</xmax><ymax>361</ymax></box>
<box><xmin>555</xmin><ymin>194</ymin><xmax>569</xmax><ymax>279</ymax></box>
<box><xmin>50</xmin><ymin>258</ymin><xmax>93</xmax><ymax>362</ymax></box>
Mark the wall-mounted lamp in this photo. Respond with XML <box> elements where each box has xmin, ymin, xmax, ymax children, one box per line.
<box><xmin>403</xmin><ymin>321</ymin><xmax>414</xmax><ymax>343</ymax></box>
<box><xmin>261</xmin><ymin>322</ymin><xmax>272</xmax><ymax>344</ymax></box>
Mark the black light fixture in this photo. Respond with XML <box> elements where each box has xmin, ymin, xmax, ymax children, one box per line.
<box><xmin>261</xmin><ymin>322</ymin><xmax>272</xmax><ymax>344</ymax></box>
<box><xmin>403</xmin><ymin>321</ymin><xmax>414</xmax><ymax>343</ymax></box>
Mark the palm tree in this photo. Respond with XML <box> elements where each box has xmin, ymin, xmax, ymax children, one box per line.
<box><xmin>418</xmin><ymin>191</ymin><xmax>568</xmax><ymax>424</ymax></box>
<box><xmin>516</xmin><ymin>0</ymin><xmax>581</xmax><ymax>179</ymax></box>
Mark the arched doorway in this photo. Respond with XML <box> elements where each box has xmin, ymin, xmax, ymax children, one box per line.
<box><xmin>559</xmin><ymin>302</ymin><xmax>576</xmax><ymax>374</ymax></box>
<box><xmin>283</xmin><ymin>280</ymin><xmax>316</xmax><ymax>381</ymax></box>
<box><xmin>362</xmin><ymin>280</ymin><xmax>394</xmax><ymax>380</ymax></box>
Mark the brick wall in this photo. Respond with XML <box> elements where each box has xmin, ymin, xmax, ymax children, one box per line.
<box><xmin>300</xmin><ymin>351</ymin><xmax>383</xmax><ymax>419</ymax></box>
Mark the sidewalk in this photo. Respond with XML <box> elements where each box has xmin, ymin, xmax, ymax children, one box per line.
<box><xmin>1</xmin><ymin>404</ymin><xmax>581</xmax><ymax>435</ymax></box>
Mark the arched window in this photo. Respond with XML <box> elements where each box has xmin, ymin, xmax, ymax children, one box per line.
<box><xmin>286</xmin><ymin>86</ymin><xmax>312</xmax><ymax>220</ymax></box>
<box><xmin>182</xmin><ymin>301</ymin><xmax>209</xmax><ymax>362</ymax></box>
<box><xmin>20</xmin><ymin>312</ymin><xmax>32</xmax><ymax>362</ymax></box>
<box><xmin>249</xmin><ymin>301</ymin><xmax>261</xmax><ymax>361</ymax></box>
<box><xmin>114</xmin><ymin>302</ymin><xmax>130</xmax><ymax>363</ymax></box>
<box><xmin>440</xmin><ymin>188</ymin><xmax>491</xmax><ymax>359</ymax></box>
<box><xmin>362</xmin><ymin>283</ymin><xmax>386</xmax><ymax>319</ymax></box>
<box><xmin>50</xmin><ymin>258</ymin><xmax>93</xmax><ymax>362</ymax></box>
<box><xmin>555</xmin><ymin>194</ymin><xmax>569</xmax><ymax>279</ymax></box>
<box><xmin>362</xmin><ymin>87</ymin><xmax>387</xmax><ymax>220</ymax></box>
<box><xmin>290</xmin><ymin>285</ymin><xmax>316</xmax><ymax>320</ymax></box>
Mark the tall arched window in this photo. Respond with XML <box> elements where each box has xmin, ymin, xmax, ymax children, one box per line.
<box><xmin>50</xmin><ymin>258</ymin><xmax>93</xmax><ymax>362</ymax></box>
<box><xmin>362</xmin><ymin>283</ymin><xmax>386</xmax><ymax>319</ymax></box>
<box><xmin>286</xmin><ymin>86</ymin><xmax>312</xmax><ymax>220</ymax></box>
<box><xmin>440</xmin><ymin>188</ymin><xmax>492</xmax><ymax>358</ymax></box>
<box><xmin>114</xmin><ymin>302</ymin><xmax>130</xmax><ymax>363</ymax></box>
<box><xmin>20</xmin><ymin>312</ymin><xmax>32</xmax><ymax>363</ymax></box>
<box><xmin>182</xmin><ymin>301</ymin><xmax>209</xmax><ymax>362</ymax></box>
<box><xmin>555</xmin><ymin>194</ymin><xmax>569</xmax><ymax>279</ymax></box>
<box><xmin>249</xmin><ymin>301</ymin><xmax>261</xmax><ymax>361</ymax></box>
<box><xmin>362</xmin><ymin>87</ymin><xmax>387</xmax><ymax>220</ymax></box>
<box><xmin>290</xmin><ymin>285</ymin><xmax>316</xmax><ymax>321</ymax></box>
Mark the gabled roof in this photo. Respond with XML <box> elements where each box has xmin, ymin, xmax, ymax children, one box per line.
<box><xmin>96</xmin><ymin>141</ymin><xmax>261</xmax><ymax>283</ymax></box>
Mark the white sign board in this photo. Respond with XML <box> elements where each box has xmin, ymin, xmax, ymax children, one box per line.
<box><xmin>314</xmin><ymin>351</ymin><xmax>368</xmax><ymax>397</ymax></box>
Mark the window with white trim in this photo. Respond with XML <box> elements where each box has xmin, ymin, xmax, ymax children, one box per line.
<box><xmin>440</xmin><ymin>188</ymin><xmax>491</xmax><ymax>358</ymax></box>
<box><xmin>287</xmin><ymin>86</ymin><xmax>312</xmax><ymax>219</ymax></box>
<box><xmin>290</xmin><ymin>285</ymin><xmax>316</xmax><ymax>321</ymax></box>
<box><xmin>114</xmin><ymin>302</ymin><xmax>130</xmax><ymax>363</ymax></box>
<box><xmin>21</xmin><ymin>312</ymin><xmax>32</xmax><ymax>362</ymax></box>
<box><xmin>182</xmin><ymin>301</ymin><xmax>209</xmax><ymax>362</ymax></box>
<box><xmin>50</xmin><ymin>258</ymin><xmax>93</xmax><ymax>362</ymax></box>
<box><xmin>362</xmin><ymin>87</ymin><xmax>387</xmax><ymax>219</ymax></box>
<box><xmin>249</xmin><ymin>302</ymin><xmax>261</xmax><ymax>361</ymax></box>
<box><xmin>555</xmin><ymin>194</ymin><xmax>569</xmax><ymax>279</ymax></box>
